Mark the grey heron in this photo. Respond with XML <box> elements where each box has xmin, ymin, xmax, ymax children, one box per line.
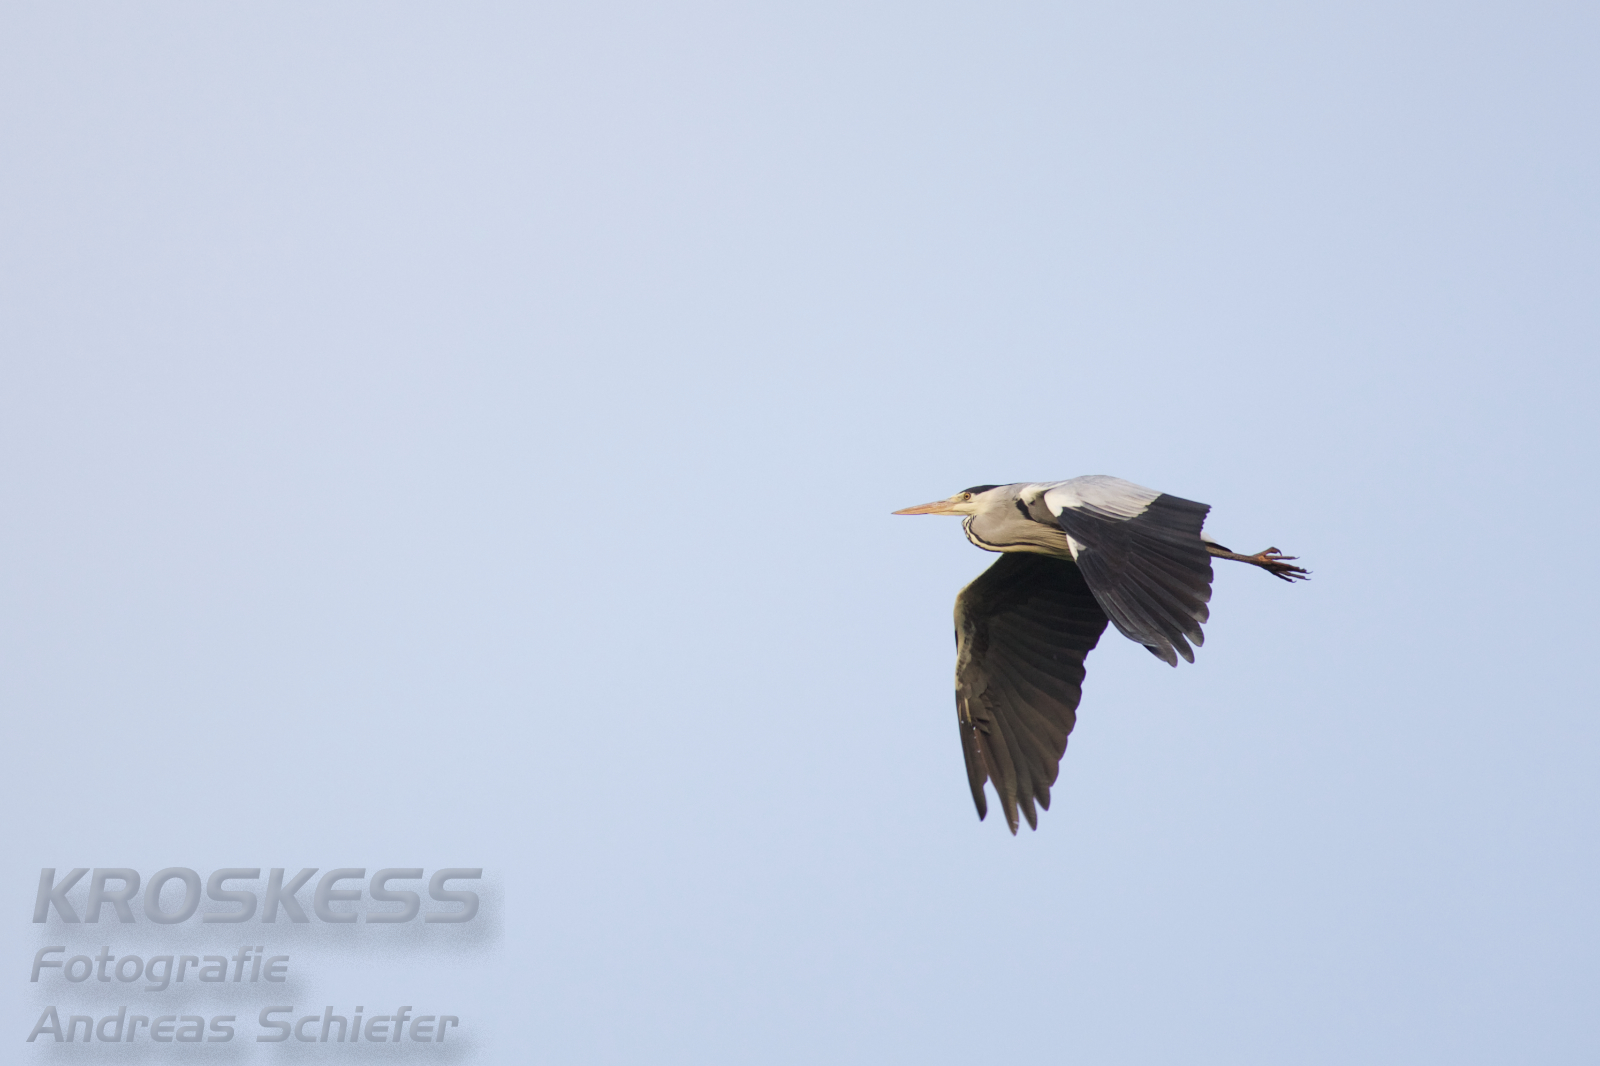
<box><xmin>895</xmin><ymin>476</ymin><xmax>1307</xmax><ymax>833</ymax></box>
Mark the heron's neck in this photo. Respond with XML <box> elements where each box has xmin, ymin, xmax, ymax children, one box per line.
<box><xmin>962</xmin><ymin>509</ymin><xmax>1073</xmax><ymax>557</ymax></box>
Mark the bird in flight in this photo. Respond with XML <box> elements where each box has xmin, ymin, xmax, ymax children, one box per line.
<box><xmin>895</xmin><ymin>476</ymin><xmax>1307</xmax><ymax>833</ymax></box>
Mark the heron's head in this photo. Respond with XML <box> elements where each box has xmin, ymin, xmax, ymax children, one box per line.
<box><xmin>893</xmin><ymin>485</ymin><xmax>1003</xmax><ymax>516</ymax></box>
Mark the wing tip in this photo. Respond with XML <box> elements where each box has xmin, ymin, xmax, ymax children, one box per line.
<box><xmin>1146</xmin><ymin>642</ymin><xmax>1179</xmax><ymax>667</ymax></box>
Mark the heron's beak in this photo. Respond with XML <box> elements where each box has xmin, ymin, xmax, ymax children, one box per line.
<box><xmin>893</xmin><ymin>498</ymin><xmax>962</xmax><ymax>515</ymax></box>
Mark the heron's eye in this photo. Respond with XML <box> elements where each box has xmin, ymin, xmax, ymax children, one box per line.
<box><xmin>960</xmin><ymin>492</ymin><xmax>973</xmax><ymax>502</ymax></box>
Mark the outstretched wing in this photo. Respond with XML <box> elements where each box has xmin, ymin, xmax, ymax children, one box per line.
<box><xmin>954</xmin><ymin>552</ymin><xmax>1110</xmax><ymax>833</ymax></box>
<box><xmin>1040</xmin><ymin>475</ymin><xmax>1214</xmax><ymax>667</ymax></box>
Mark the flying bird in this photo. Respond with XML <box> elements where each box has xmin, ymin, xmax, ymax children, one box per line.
<box><xmin>895</xmin><ymin>476</ymin><xmax>1307</xmax><ymax>833</ymax></box>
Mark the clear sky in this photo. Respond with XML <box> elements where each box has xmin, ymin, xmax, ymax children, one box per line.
<box><xmin>2</xmin><ymin>1</ymin><xmax>1597</xmax><ymax>1062</ymax></box>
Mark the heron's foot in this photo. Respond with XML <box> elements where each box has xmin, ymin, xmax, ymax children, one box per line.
<box><xmin>1246</xmin><ymin>547</ymin><xmax>1310</xmax><ymax>582</ymax></box>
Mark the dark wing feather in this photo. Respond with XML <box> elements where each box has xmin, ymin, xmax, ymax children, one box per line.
<box><xmin>1053</xmin><ymin>494</ymin><xmax>1214</xmax><ymax>667</ymax></box>
<box><xmin>954</xmin><ymin>552</ymin><xmax>1109</xmax><ymax>833</ymax></box>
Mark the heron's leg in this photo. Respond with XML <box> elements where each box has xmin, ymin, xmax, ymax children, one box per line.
<box><xmin>1205</xmin><ymin>544</ymin><xmax>1310</xmax><ymax>582</ymax></box>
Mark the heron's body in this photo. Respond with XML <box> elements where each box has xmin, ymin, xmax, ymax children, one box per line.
<box><xmin>895</xmin><ymin>475</ymin><xmax>1306</xmax><ymax>833</ymax></box>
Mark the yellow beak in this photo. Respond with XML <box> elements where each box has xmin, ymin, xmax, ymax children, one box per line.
<box><xmin>892</xmin><ymin>498</ymin><xmax>962</xmax><ymax>515</ymax></box>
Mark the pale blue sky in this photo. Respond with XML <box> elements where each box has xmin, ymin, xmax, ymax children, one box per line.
<box><xmin>3</xmin><ymin>2</ymin><xmax>1597</xmax><ymax>1062</ymax></box>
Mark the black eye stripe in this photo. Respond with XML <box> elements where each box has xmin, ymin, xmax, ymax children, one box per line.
<box><xmin>960</xmin><ymin>484</ymin><xmax>1001</xmax><ymax>496</ymax></box>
